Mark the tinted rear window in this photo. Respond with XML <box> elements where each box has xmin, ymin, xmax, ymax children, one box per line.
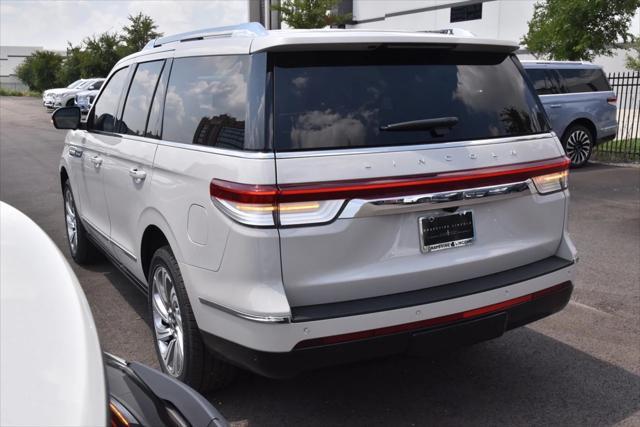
<box><xmin>163</xmin><ymin>55</ymin><xmax>249</xmax><ymax>149</ymax></box>
<box><xmin>525</xmin><ymin>68</ymin><xmax>559</xmax><ymax>95</ymax></box>
<box><xmin>558</xmin><ymin>68</ymin><xmax>611</xmax><ymax>93</ymax></box>
<box><xmin>273</xmin><ymin>50</ymin><xmax>550</xmax><ymax>151</ymax></box>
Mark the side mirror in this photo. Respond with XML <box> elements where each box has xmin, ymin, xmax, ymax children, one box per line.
<box><xmin>52</xmin><ymin>107</ymin><xmax>81</xmax><ymax>130</ymax></box>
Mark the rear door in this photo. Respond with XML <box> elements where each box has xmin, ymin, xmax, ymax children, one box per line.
<box><xmin>271</xmin><ymin>49</ymin><xmax>569</xmax><ymax>307</ymax></box>
<box><xmin>525</xmin><ymin>67</ymin><xmax>565</xmax><ymax>131</ymax></box>
<box><xmin>102</xmin><ymin>59</ymin><xmax>166</xmax><ymax>276</ymax></box>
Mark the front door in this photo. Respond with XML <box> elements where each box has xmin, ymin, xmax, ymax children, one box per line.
<box><xmin>81</xmin><ymin>66</ymin><xmax>130</xmax><ymax>250</ymax></box>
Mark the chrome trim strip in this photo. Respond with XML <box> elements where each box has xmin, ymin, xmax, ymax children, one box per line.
<box><xmin>274</xmin><ymin>133</ymin><xmax>554</xmax><ymax>159</ymax></box>
<box><xmin>152</xmin><ymin>138</ymin><xmax>275</xmax><ymax>159</ymax></box>
<box><xmin>199</xmin><ymin>298</ymin><xmax>290</xmax><ymax>323</ymax></box>
<box><xmin>339</xmin><ymin>180</ymin><xmax>532</xmax><ymax>218</ymax></box>
<box><xmin>81</xmin><ymin>216</ymin><xmax>138</xmax><ymax>261</ymax></box>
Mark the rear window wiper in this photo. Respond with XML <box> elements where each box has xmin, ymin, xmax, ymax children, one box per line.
<box><xmin>380</xmin><ymin>117</ymin><xmax>459</xmax><ymax>136</ymax></box>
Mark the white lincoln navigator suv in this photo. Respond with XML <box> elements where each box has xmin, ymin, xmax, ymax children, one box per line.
<box><xmin>53</xmin><ymin>23</ymin><xmax>577</xmax><ymax>391</ymax></box>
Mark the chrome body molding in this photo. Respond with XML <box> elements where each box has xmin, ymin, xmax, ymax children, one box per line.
<box><xmin>339</xmin><ymin>181</ymin><xmax>532</xmax><ymax>219</ymax></box>
<box><xmin>199</xmin><ymin>298</ymin><xmax>290</xmax><ymax>324</ymax></box>
<box><xmin>274</xmin><ymin>133</ymin><xmax>555</xmax><ymax>159</ymax></box>
<box><xmin>81</xmin><ymin>216</ymin><xmax>138</xmax><ymax>261</ymax></box>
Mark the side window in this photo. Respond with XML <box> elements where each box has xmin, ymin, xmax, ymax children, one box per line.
<box><xmin>119</xmin><ymin>60</ymin><xmax>165</xmax><ymax>136</ymax></box>
<box><xmin>145</xmin><ymin>60</ymin><xmax>170</xmax><ymax>139</ymax></box>
<box><xmin>525</xmin><ymin>69</ymin><xmax>551</xmax><ymax>95</ymax></box>
<box><xmin>91</xmin><ymin>68</ymin><xmax>129</xmax><ymax>133</ymax></box>
<box><xmin>547</xmin><ymin>70</ymin><xmax>564</xmax><ymax>94</ymax></box>
<box><xmin>162</xmin><ymin>55</ymin><xmax>249</xmax><ymax>149</ymax></box>
<box><xmin>558</xmin><ymin>68</ymin><xmax>611</xmax><ymax>93</ymax></box>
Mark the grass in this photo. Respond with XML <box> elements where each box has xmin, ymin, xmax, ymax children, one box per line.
<box><xmin>593</xmin><ymin>138</ymin><xmax>640</xmax><ymax>162</ymax></box>
<box><xmin>0</xmin><ymin>88</ymin><xmax>41</xmax><ymax>97</ymax></box>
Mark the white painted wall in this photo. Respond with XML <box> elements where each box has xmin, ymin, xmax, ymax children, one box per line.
<box><xmin>349</xmin><ymin>0</ymin><xmax>640</xmax><ymax>72</ymax></box>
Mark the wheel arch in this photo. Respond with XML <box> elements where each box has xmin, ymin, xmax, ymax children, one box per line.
<box><xmin>139</xmin><ymin>209</ymin><xmax>184</xmax><ymax>280</ymax></box>
<box><xmin>561</xmin><ymin>118</ymin><xmax>597</xmax><ymax>143</ymax></box>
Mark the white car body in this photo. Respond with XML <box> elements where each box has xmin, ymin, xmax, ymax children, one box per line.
<box><xmin>0</xmin><ymin>202</ymin><xmax>106</xmax><ymax>427</ymax></box>
<box><xmin>43</xmin><ymin>78</ymin><xmax>104</xmax><ymax>109</ymax></box>
<box><xmin>56</xmin><ymin>24</ymin><xmax>577</xmax><ymax>387</ymax></box>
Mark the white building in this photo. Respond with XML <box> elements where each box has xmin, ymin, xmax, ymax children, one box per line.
<box><xmin>250</xmin><ymin>0</ymin><xmax>639</xmax><ymax>73</ymax></box>
<box><xmin>346</xmin><ymin>0</ymin><xmax>640</xmax><ymax>73</ymax></box>
<box><xmin>0</xmin><ymin>46</ymin><xmax>42</xmax><ymax>91</ymax></box>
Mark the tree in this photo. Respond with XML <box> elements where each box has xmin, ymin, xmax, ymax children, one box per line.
<box><xmin>626</xmin><ymin>38</ymin><xmax>640</xmax><ymax>71</ymax></box>
<box><xmin>121</xmin><ymin>12</ymin><xmax>163</xmax><ymax>54</ymax></box>
<box><xmin>522</xmin><ymin>0</ymin><xmax>640</xmax><ymax>61</ymax></box>
<box><xmin>57</xmin><ymin>44</ymin><xmax>88</xmax><ymax>85</ymax></box>
<box><xmin>81</xmin><ymin>32</ymin><xmax>127</xmax><ymax>77</ymax></box>
<box><xmin>271</xmin><ymin>0</ymin><xmax>351</xmax><ymax>29</ymax></box>
<box><xmin>15</xmin><ymin>51</ymin><xmax>64</xmax><ymax>92</ymax></box>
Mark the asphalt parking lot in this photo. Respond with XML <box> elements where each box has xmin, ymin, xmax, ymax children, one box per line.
<box><xmin>1</xmin><ymin>96</ymin><xmax>639</xmax><ymax>426</ymax></box>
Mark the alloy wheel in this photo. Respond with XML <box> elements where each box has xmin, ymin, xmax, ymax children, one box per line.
<box><xmin>64</xmin><ymin>188</ymin><xmax>78</xmax><ymax>254</ymax></box>
<box><xmin>151</xmin><ymin>265</ymin><xmax>184</xmax><ymax>377</ymax></box>
<box><xmin>565</xmin><ymin>130</ymin><xmax>592</xmax><ymax>166</ymax></box>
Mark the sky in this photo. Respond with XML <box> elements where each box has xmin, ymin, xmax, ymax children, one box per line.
<box><xmin>0</xmin><ymin>1</ymin><xmax>249</xmax><ymax>51</ymax></box>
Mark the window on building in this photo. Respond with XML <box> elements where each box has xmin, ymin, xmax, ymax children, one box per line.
<box><xmin>450</xmin><ymin>3</ymin><xmax>482</xmax><ymax>23</ymax></box>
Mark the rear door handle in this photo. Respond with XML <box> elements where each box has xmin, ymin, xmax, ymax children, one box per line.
<box><xmin>90</xmin><ymin>155</ymin><xmax>103</xmax><ymax>167</ymax></box>
<box><xmin>549</xmin><ymin>104</ymin><xmax>562</xmax><ymax>108</ymax></box>
<box><xmin>129</xmin><ymin>168</ymin><xmax>147</xmax><ymax>182</ymax></box>
<box><xmin>68</xmin><ymin>146</ymin><xmax>83</xmax><ymax>157</ymax></box>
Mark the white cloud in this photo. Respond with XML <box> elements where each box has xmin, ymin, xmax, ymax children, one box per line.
<box><xmin>0</xmin><ymin>0</ymin><xmax>248</xmax><ymax>50</ymax></box>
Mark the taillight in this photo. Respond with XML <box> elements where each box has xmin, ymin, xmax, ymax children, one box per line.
<box><xmin>210</xmin><ymin>157</ymin><xmax>570</xmax><ymax>227</ymax></box>
<box><xmin>109</xmin><ymin>398</ymin><xmax>137</xmax><ymax>427</ymax></box>
<box><xmin>607</xmin><ymin>96</ymin><xmax>617</xmax><ymax>106</ymax></box>
<box><xmin>532</xmin><ymin>169</ymin><xmax>568</xmax><ymax>194</ymax></box>
<box><xmin>210</xmin><ymin>180</ymin><xmax>344</xmax><ymax>227</ymax></box>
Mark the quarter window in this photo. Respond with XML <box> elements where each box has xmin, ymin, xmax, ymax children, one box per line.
<box><xmin>91</xmin><ymin>67</ymin><xmax>128</xmax><ymax>133</ymax></box>
<box><xmin>119</xmin><ymin>60</ymin><xmax>165</xmax><ymax>136</ymax></box>
<box><xmin>557</xmin><ymin>68</ymin><xmax>611</xmax><ymax>93</ymax></box>
<box><xmin>162</xmin><ymin>55</ymin><xmax>249</xmax><ymax>149</ymax></box>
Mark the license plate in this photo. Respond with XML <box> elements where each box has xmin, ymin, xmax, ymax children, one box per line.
<box><xmin>419</xmin><ymin>211</ymin><xmax>474</xmax><ymax>253</ymax></box>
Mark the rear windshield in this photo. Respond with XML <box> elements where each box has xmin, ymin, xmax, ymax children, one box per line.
<box><xmin>273</xmin><ymin>50</ymin><xmax>550</xmax><ymax>151</ymax></box>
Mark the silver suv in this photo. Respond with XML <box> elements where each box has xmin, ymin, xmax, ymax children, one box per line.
<box><xmin>52</xmin><ymin>23</ymin><xmax>577</xmax><ymax>391</ymax></box>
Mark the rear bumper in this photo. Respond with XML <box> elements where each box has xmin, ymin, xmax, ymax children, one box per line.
<box><xmin>202</xmin><ymin>281</ymin><xmax>573</xmax><ymax>378</ymax></box>
<box><xmin>598</xmin><ymin>124</ymin><xmax>617</xmax><ymax>143</ymax></box>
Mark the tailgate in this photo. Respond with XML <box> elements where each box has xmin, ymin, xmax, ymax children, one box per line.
<box><xmin>271</xmin><ymin>48</ymin><xmax>568</xmax><ymax>307</ymax></box>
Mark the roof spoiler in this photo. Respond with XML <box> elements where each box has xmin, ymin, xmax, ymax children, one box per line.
<box><xmin>144</xmin><ymin>22</ymin><xmax>268</xmax><ymax>49</ymax></box>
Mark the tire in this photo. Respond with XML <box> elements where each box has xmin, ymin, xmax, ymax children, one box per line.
<box><xmin>562</xmin><ymin>124</ymin><xmax>594</xmax><ymax>168</ymax></box>
<box><xmin>66</xmin><ymin>99</ymin><xmax>75</xmax><ymax>107</ymax></box>
<box><xmin>63</xmin><ymin>180</ymin><xmax>99</xmax><ymax>264</ymax></box>
<box><xmin>148</xmin><ymin>246</ymin><xmax>236</xmax><ymax>391</ymax></box>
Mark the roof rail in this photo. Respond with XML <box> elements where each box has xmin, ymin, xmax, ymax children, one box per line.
<box><xmin>146</xmin><ymin>22</ymin><xmax>267</xmax><ymax>49</ymax></box>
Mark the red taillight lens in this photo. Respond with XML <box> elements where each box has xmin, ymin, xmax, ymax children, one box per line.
<box><xmin>607</xmin><ymin>96</ymin><xmax>617</xmax><ymax>106</ymax></box>
<box><xmin>210</xmin><ymin>157</ymin><xmax>570</xmax><ymax>227</ymax></box>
